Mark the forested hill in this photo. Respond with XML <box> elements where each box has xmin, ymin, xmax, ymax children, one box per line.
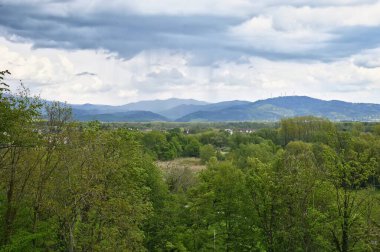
<box><xmin>73</xmin><ymin>111</ymin><xmax>169</xmax><ymax>122</ymax></box>
<box><xmin>70</xmin><ymin>98</ymin><xmax>208</xmax><ymax>115</ymax></box>
<box><xmin>71</xmin><ymin>96</ymin><xmax>380</xmax><ymax>122</ymax></box>
<box><xmin>177</xmin><ymin>96</ymin><xmax>380</xmax><ymax>122</ymax></box>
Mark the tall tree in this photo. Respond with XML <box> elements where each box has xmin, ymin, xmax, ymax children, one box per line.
<box><xmin>0</xmin><ymin>72</ymin><xmax>43</xmax><ymax>247</ymax></box>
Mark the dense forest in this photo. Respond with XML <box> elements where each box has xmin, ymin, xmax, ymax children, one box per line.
<box><xmin>1</xmin><ymin>70</ymin><xmax>380</xmax><ymax>251</ymax></box>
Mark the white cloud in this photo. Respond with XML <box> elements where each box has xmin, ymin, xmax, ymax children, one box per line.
<box><xmin>228</xmin><ymin>1</ymin><xmax>380</xmax><ymax>54</ymax></box>
<box><xmin>271</xmin><ymin>3</ymin><xmax>380</xmax><ymax>31</ymax></box>
<box><xmin>229</xmin><ymin>16</ymin><xmax>334</xmax><ymax>53</ymax></box>
<box><xmin>2</xmin><ymin>0</ymin><xmax>380</xmax><ymax>106</ymax></box>
<box><xmin>2</xmin><ymin>0</ymin><xmax>380</xmax><ymax>64</ymax></box>
<box><xmin>0</xmin><ymin>36</ymin><xmax>380</xmax><ymax>104</ymax></box>
<box><xmin>352</xmin><ymin>48</ymin><xmax>380</xmax><ymax>68</ymax></box>
<box><xmin>0</xmin><ymin>41</ymin><xmax>72</xmax><ymax>85</ymax></box>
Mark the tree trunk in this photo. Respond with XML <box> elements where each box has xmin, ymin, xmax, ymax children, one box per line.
<box><xmin>2</xmin><ymin>149</ymin><xmax>17</xmax><ymax>246</ymax></box>
<box><xmin>342</xmin><ymin>192</ymin><xmax>349</xmax><ymax>252</ymax></box>
<box><xmin>68</xmin><ymin>222</ymin><xmax>75</xmax><ymax>252</ymax></box>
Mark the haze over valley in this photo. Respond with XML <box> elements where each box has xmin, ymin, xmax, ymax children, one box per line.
<box><xmin>69</xmin><ymin>96</ymin><xmax>380</xmax><ymax>122</ymax></box>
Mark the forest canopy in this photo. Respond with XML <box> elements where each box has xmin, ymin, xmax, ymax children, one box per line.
<box><xmin>0</xmin><ymin>71</ymin><xmax>379</xmax><ymax>251</ymax></box>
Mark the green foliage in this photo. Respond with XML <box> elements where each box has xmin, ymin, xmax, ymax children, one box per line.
<box><xmin>373</xmin><ymin>123</ymin><xmax>380</xmax><ymax>136</ymax></box>
<box><xmin>229</xmin><ymin>140</ymin><xmax>277</xmax><ymax>169</ymax></box>
<box><xmin>186</xmin><ymin>161</ymin><xmax>258</xmax><ymax>251</ymax></box>
<box><xmin>183</xmin><ymin>137</ymin><xmax>201</xmax><ymax>157</ymax></box>
<box><xmin>280</xmin><ymin>116</ymin><xmax>338</xmax><ymax>146</ymax></box>
<box><xmin>256</xmin><ymin>128</ymin><xmax>281</xmax><ymax>145</ymax></box>
<box><xmin>198</xmin><ymin>130</ymin><xmax>228</xmax><ymax>148</ymax></box>
<box><xmin>199</xmin><ymin>144</ymin><xmax>216</xmax><ymax>164</ymax></box>
<box><xmin>0</xmin><ymin>70</ymin><xmax>11</xmax><ymax>94</ymax></box>
<box><xmin>1</xmin><ymin>74</ymin><xmax>379</xmax><ymax>251</ymax></box>
<box><xmin>141</xmin><ymin>131</ymin><xmax>178</xmax><ymax>160</ymax></box>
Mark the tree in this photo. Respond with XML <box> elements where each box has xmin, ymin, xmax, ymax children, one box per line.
<box><xmin>0</xmin><ymin>70</ymin><xmax>10</xmax><ymax>93</ymax></box>
<box><xmin>187</xmin><ymin>161</ymin><xmax>258</xmax><ymax>251</ymax></box>
<box><xmin>141</xmin><ymin>131</ymin><xmax>178</xmax><ymax>160</ymax></box>
<box><xmin>326</xmin><ymin>151</ymin><xmax>377</xmax><ymax>252</ymax></box>
<box><xmin>373</xmin><ymin>124</ymin><xmax>380</xmax><ymax>136</ymax></box>
<box><xmin>200</xmin><ymin>144</ymin><xmax>216</xmax><ymax>164</ymax></box>
<box><xmin>229</xmin><ymin>141</ymin><xmax>276</xmax><ymax>169</ymax></box>
<box><xmin>246</xmin><ymin>157</ymin><xmax>279</xmax><ymax>252</ymax></box>
<box><xmin>183</xmin><ymin>137</ymin><xmax>201</xmax><ymax>157</ymax></box>
<box><xmin>0</xmin><ymin>72</ymin><xmax>43</xmax><ymax>247</ymax></box>
<box><xmin>280</xmin><ymin>116</ymin><xmax>338</xmax><ymax>146</ymax></box>
<box><xmin>45</xmin><ymin>101</ymin><xmax>72</xmax><ymax>131</ymax></box>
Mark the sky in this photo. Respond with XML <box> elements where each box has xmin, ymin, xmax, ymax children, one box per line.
<box><xmin>1</xmin><ymin>0</ymin><xmax>380</xmax><ymax>105</ymax></box>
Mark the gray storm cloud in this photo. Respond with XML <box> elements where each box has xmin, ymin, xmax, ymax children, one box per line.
<box><xmin>0</xmin><ymin>0</ymin><xmax>380</xmax><ymax>104</ymax></box>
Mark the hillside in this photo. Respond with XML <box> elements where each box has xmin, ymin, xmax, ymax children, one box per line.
<box><xmin>159</xmin><ymin>100</ymin><xmax>250</xmax><ymax>119</ymax></box>
<box><xmin>119</xmin><ymin>98</ymin><xmax>208</xmax><ymax>113</ymax></box>
<box><xmin>65</xmin><ymin>96</ymin><xmax>380</xmax><ymax>122</ymax></box>
<box><xmin>73</xmin><ymin>110</ymin><xmax>169</xmax><ymax>122</ymax></box>
<box><xmin>176</xmin><ymin>96</ymin><xmax>380</xmax><ymax>122</ymax></box>
<box><xmin>70</xmin><ymin>98</ymin><xmax>208</xmax><ymax>118</ymax></box>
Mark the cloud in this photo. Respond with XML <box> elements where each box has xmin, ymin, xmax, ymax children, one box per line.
<box><xmin>0</xmin><ymin>1</ymin><xmax>241</xmax><ymax>60</ymax></box>
<box><xmin>1</xmin><ymin>0</ymin><xmax>380</xmax><ymax>63</ymax></box>
<box><xmin>2</xmin><ymin>37</ymin><xmax>380</xmax><ymax>105</ymax></box>
<box><xmin>227</xmin><ymin>3</ymin><xmax>380</xmax><ymax>59</ymax></box>
<box><xmin>1</xmin><ymin>0</ymin><xmax>380</xmax><ymax>104</ymax></box>
<box><xmin>0</xmin><ymin>41</ymin><xmax>72</xmax><ymax>85</ymax></box>
<box><xmin>271</xmin><ymin>3</ymin><xmax>380</xmax><ymax>30</ymax></box>
<box><xmin>228</xmin><ymin>15</ymin><xmax>334</xmax><ymax>54</ymax></box>
<box><xmin>352</xmin><ymin>48</ymin><xmax>380</xmax><ymax>68</ymax></box>
<box><xmin>76</xmin><ymin>72</ymin><xmax>97</xmax><ymax>76</ymax></box>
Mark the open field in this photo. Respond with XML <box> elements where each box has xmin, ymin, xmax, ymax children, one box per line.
<box><xmin>156</xmin><ymin>157</ymin><xmax>206</xmax><ymax>172</ymax></box>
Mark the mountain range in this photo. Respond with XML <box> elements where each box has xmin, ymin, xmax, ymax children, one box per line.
<box><xmin>69</xmin><ymin>96</ymin><xmax>380</xmax><ymax>122</ymax></box>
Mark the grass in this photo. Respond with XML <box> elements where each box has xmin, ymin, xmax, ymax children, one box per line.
<box><xmin>156</xmin><ymin>158</ymin><xmax>206</xmax><ymax>192</ymax></box>
<box><xmin>156</xmin><ymin>157</ymin><xmax>206</xmax><ymax>172</ymax></box>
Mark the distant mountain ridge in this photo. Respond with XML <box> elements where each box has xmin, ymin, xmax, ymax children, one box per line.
<box><xmin>71</xmin><ymin>98</ymin><xmax>207</xmax><ymax>122</ymax></box>
<box><xmin>71</xmin><ymin>98</ymin><xmax>208</xmax><ymax>115</ymax></box>
<box><xmin>69</xmin><ymin>96</ymin><xmax>380</xmax><ymax>122</ymax></box>
<box><xmin>74</xmin><ymin>111</ymin><xmax>169</xmax><ymax>122</ymax></box>
<box><xmin>177</xmin><ymin>96</ymin><xmax>380</xmax><ymax>122</ymax></box>
<box><xmin>119</xmin><ymin>98</ymin><xmax>208</xmax><ymax>113</ymax></box>
<box><xmin>159</xmin><ymin>100</ymin><xmax>251</xmax><ymax>119</ymax></box>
